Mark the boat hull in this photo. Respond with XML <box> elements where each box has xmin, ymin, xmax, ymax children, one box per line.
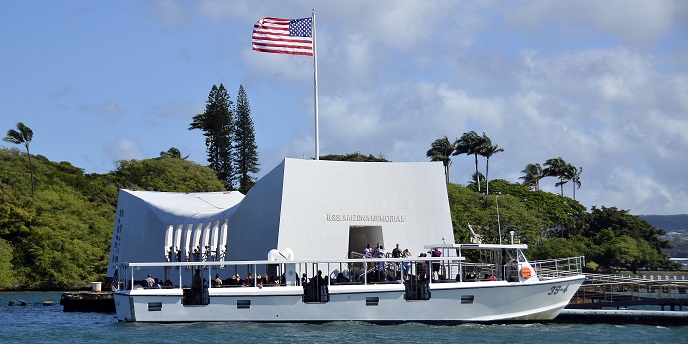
<box><xmin>114</xmin><ymin>275</ymin><xmax>584</xmax><ymax>323</ymax></box>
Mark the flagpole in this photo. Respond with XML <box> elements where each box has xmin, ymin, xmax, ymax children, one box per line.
<box><xmin>312</xmin><ymin>9</ymin><xmax>320</xmax><ymax>160</ymax></box>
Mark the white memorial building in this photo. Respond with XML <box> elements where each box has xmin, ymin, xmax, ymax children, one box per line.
<box><xmin>107</xmin><ymin>158</ymin><xmax>455</xmax><ymax>278</ymax></box>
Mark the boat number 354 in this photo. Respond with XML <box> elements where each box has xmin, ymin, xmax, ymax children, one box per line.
<box><xmin>548</xmin><ymin>285</ymin><xmax>569</xmax><ymax>295</ymax></box>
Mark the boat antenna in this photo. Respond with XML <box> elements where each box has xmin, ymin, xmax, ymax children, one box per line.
<box><xmin>467</xmin><ymin>223</ymin><xmax>481</xmax><ymax>244</ymax></box>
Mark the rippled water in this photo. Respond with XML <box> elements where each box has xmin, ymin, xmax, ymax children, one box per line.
<box><xmin>1</xmin><ymin>292</ymin><xmax>686</xmax><ymax>344</ymax></box>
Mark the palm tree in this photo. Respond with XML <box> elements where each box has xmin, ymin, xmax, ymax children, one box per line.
<box><xmin>159</xmin><ymin>147</ymin><xmax>190</xmax><ymax>160</ymax></box>
<box><xmin>520</xmin><ymin>163</ymin><xmax>545</xmax><ymax>217</ymax></box>
<box><xmin>568</xmin><ymin>164</ymin><xmax>582</xmax><ymax>200</ymax></box>
<box><xmin>519</xmin><ymin>163</ymin><xmax>544</xmax><ymax>191</ymax></box>
<box><xmin>543</xmin><ymin>157</ymin><xmax>568</xmax><ymax>196</ymax></box>
<box><xmin>426</xmin><ymin>136</ymin><xmax>456</xmax><ymax>183</ymax></box>
<box><xmin>479</xmin><ymin>133</ymin><xmax>504</xmax><ymax>195</ymax></box>
<box><xmin>453</xmin><ymin>131</ymin><xmax>488</xmax><ymax>192</ymax></box>
<box><xmin>3</xmin><ymin>122</ymin><xmax>34</xmax><ymax>195</ymax></box>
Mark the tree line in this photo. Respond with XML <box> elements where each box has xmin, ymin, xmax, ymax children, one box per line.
<box><xmin>427</xmin><ymin>131</ymin><xmax>677</xmax><ymax>273</ymax></box>
<box><xmin>427</xmin><ymin>131</ymin><xmax>582</xmax><ymax>200</ymax></box>
<box><xmin>0</xmin><ymin>116</ymin><xmax>680</xmax><ymax>289</ymax></box>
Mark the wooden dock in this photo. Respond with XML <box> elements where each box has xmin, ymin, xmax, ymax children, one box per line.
<box><xmin>60</xmin><ymin>291</ymin><xmax>115</xmax><ymax>313</ymax></box>
<box><xmin>567</xmin><ymin>273</ymin><xmax>688</xmax><ymax>311</ymax></box>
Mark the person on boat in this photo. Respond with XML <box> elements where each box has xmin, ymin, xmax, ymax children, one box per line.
<box><xmin>192</xmin><ymin>269</ymin><xmax>202</xmax><ymax>287</ymax></box>
<box><xmin>484</xmin><ymin>273</ymin><xmax>498</xmax><ymax>281</ymax></box>
<box><xmin>311</xmin><ymin>270</ymin><xmax>325</xmax><ymax>287</ymax></box>
<box><xmin>213</xmin><ymin>274</ymin><xmax>222</xmax><ymax>287</ymax></box>
<box><xmin>244</xmin><ymin>273</ymin><xmax>254</xmax><ymax>287</ymax></box>
<box><xmin>416</xmin><ymin>253</ymin><xmax>427</xmax><ymax>282</ymax></box>
<box><xmin>401</xmin><ymin>249</ymin><xmax>411</xmax><ymax>275</ymax></box>
<box><xmin>430</xmin><ymin>248</ymin><xmax>442</xmax><ymax>280</ymax></box>
<box><xmin>145</xmin><ymin>274</ymin><xmax>155</xmax><ymax>287</ymax></box>
<box><xmin>376</xmin><ymin>245</ymin><xmax>386</xmax><ymax>281</ymax></box>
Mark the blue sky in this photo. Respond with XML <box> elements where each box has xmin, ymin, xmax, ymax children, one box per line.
<box><xmin>1</xmin><ymin>1</ymin><xmax>687</xmax><ymax>215</ymax></box>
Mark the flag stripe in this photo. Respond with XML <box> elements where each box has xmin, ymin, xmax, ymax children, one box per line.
<box><xmin>252</xmin><ymin>17</ymin><xmax>313</xmax><ymax>56</ymax></box>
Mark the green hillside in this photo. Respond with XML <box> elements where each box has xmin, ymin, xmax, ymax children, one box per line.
<box><xmin>0</xmin><ymin>147</ymin><xmax>224</xmax><ymax>290</ymax></box>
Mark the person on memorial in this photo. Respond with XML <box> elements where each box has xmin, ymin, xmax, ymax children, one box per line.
<box><xmin>392</xmin><ymin>244</ymin><xmax>402</xmax><ymax>258</ymax></box>
<box><xmin>364</xmin><ymin>244</ymin><xmax>373</xmax><ymax>258</ymax></box>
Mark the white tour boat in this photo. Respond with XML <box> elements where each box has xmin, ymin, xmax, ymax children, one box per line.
<box><xmin>112</xmin><ymin>243</ymin><xmax>585</xmax><ymax>323</ymax></box>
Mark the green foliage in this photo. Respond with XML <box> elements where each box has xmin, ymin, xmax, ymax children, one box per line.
<box><xmin>0</xmin><ymin>147</ymin><xmax>227</xmax><ymax>289</ymax></box>
<box><xmin>447</xmin><ymin>182</ymin><xmax>543</xmax><ymax>251</ymax></box>
<box><xmin>531</xmin><ymin>236</ymin><xmax>591</xmax><ymax>260</ymax></box>
<box><xmin>320</xmin><ymin>152</ymin><xmax>389</xmax><ymax>162</ymax></box>
<box><xmin>449</xmin><ymin>178</ymin><xmax>677</xmax><ymax>271</ymax></box>
<box><xmin>0</xmin><ymin>238</ymin><xmax>17</xmax><ymax>288</ymax></box>
<box><xmin>113</xmin><ymin>157</ymin><xmax>225</xmax><ymax>192</ymax></box>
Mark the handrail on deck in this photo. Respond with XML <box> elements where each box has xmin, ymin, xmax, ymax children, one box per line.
<box><xmin>530</xmin><ymin>256</ymin><xmax>584</xmax><ymax>279</ymax></box>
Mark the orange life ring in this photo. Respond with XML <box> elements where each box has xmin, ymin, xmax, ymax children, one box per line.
<box><xmin>520</xmin><ymin>266</ymin><xmax>532</xmax><ymax>278</ymax></box>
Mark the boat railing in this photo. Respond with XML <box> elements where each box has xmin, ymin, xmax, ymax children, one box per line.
<box><xmin>114</xmin><ymin>256</ymin><xmax>469</xmax><ymax>291</ymax></box>
<box><xmin>530</xmin><ymin>256</ymin><xmax>585</xmax><ymax>280</ymax></box>
<box><xmin>112</xmin><ymin>255</ymin><xmax>584</xmax><ymax>292</ymax></box>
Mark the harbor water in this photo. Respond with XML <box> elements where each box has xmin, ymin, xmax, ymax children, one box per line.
<box><xmin>2</xmin><ymin>292</ymin><xmax>687</xmax><ymax>344</ymax></box>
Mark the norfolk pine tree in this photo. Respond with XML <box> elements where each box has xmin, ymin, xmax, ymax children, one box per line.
<box><xmin>233</xmin><ymin>85</ymin><xmax>260</xmax><ymax>194</ymax></box>
<box><xmin>189</xmin><ymin>84</ymin><xmax>235</xmax><ymax>190</ymax></box>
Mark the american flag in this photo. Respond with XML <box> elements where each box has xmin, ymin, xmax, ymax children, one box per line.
<box><xmin>252</xmin><ymin>17</ymin><xmax>313</xmax><ymax>56</ymax></box>
<box><xmin>111</xmin><ymin>268</ymin><xmax>119</xmax><ymax>291</ymax></box>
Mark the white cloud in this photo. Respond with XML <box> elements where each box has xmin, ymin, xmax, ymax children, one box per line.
<box><xmin>78</xmin><ymin>101</ymin><xmax>123</xmax><ymax>118</ymax></box>
<box><xmin>504</xmin><ymin>0</ymin><xmax>683</xmax><ymax>49</ymax></box>
<box><xmin>103</xmin><ymin>137</ymin><xmax>147</xmax><ymax>163</ymax></box>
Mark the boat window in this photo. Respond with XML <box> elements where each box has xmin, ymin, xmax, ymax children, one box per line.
<box><xmin>237</xmin><ymin>300</ymin><xmax>251</xmax><ymax>309</ymax></box>
<box><xmin>366</xmin><ymin>297</ymin><xmax>379</xmax><ymax>306</ymax></box>
<box><xmin>460</xmin><ymin>295</ymin><xmax>474</xmax><ymax>304</ymax></box>
<box><xmin>147</xmin><ymin>302</ymin><xmax>162</xmax><ymax>311</ymax></box>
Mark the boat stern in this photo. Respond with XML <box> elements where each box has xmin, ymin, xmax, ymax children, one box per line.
<box><xmin>113</xmin><ymin>291</ymin><xmax>134</xmax><ymax>322</ymax></box>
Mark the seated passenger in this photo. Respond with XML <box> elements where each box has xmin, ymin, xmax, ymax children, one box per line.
<box><xmin>243</xmin><ymin>273</ymin><xmax>254</xmax><ymax>287</ymax></box>
<box><xmin>336</xmin><ymin>272</ymin><xmax>350</xmax><ymax>283</ymax></box>
<box><xmin>213</xmin><ymin>274</ymin><xmax>222</xmax><ymax>287</ymax></box>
